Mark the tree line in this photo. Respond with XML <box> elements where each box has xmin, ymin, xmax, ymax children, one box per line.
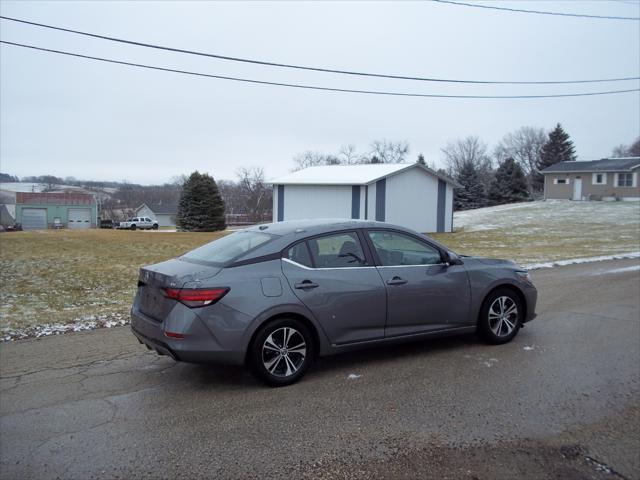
<box><xmin>290</xmin><ymin>129</ymin><xmax>638</xmax><ymax>211</ymax></box>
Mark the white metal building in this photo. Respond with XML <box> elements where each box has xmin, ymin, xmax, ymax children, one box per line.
<box><xmin>271</xmin><ymin>164</ymin><xmax>455</xmax><ymax>233</ymax></box>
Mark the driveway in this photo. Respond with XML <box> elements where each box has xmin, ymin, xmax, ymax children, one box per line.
<box><xmin>1</xmin><ymin>259</ymin><xmax>638</xmax><ymax>479</ymax></box>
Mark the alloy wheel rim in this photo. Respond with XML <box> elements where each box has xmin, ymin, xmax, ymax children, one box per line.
<box><xmin>262</xmin><ymin>327</ymin><xmax>307</xmax><ymax>377</ymax></box>
<box><xmin>488</xmin><ymin>296</ymin><xmax>518</xmax><ymax>337</ymax></box>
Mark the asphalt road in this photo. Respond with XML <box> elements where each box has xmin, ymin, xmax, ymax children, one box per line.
<box><xmin>1</xmin><ymin>258</ymin><xmax>639</xmax><ymax>480</ymax></box>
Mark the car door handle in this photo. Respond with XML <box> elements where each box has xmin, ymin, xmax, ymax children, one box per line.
<box><xmin>386</xmin><ymin>276</ymin><xmax>408</xmax><ymax>286</ymax></box>
<box><xmin>295</xmin><ymin>280</ymin><xmax>319</xmax><ymax>290</ymax></box>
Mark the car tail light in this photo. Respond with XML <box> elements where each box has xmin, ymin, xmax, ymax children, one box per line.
<box><xmin>162</xmin><ymin>287</ymin><xmax>229</xmax><ymax>308</ymax></box>
<box><xmin>164</xmin><ymin>331</ymin><xmax>184</xmax><ymax>340</ymax></box>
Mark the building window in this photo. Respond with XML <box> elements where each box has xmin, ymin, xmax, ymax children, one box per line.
<box><xmin>555</xmin><ymin>178</ymin><xmax>567</xmax><ymax>185</ymax></box>
<box><xmin>592</xmin><ymin>173</ymin><xmax>606</xmax><ymax>185</ymax></box>
<box><xmin>617</xmin><ymin>173</ymin><xmax>633</xmax><ymax>187</ymax></box>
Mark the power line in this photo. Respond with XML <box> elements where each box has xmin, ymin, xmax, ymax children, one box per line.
<box><xmin>609</xmin><ymin>0</ymin><xmax>640</xmax><ymax>6</ymax></box>
<box><xmin>1</xmin><ymin>15</ymin><xmax>638</xmax><ymax>85</ymax></box>
<box><xmin>2</xmin><ymin>40</ymin><xmax>638</xmax><ymax>100</ymax></box>
<box><xmin>432</xmin><ymin>0</ymin><xmax>640</xmax><ymax>20</ymax></box>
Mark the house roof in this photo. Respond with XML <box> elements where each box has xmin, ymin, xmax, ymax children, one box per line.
<box><xmin>16</xmin><ymin>192</ymin><xmax>95</xmax><ymax>205</ymax></box>
<box><xmin>541</xmin><ymin>157</ymin><xmax>640</xmax><ymax>174</ymax></box>
<box><xmin>136</xmin><ymin>202</ymin><xmax>178</xmax><ymax>215</ymax></box>
<box><xmin>271</xmin><ymin>163</ymin><xmax>455</xmax><ymax>186</ymax></box>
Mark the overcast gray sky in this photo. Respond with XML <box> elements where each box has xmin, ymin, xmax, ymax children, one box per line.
<box><xmin>1</xmin><ymin>0</ymin><xmax>639</xmax><ymax>185</ymax></box>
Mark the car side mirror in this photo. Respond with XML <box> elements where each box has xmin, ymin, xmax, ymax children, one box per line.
<box><xmin>442</xmin><ymin>250</ymin><xmax>463</xmax><ymax>266</ymax></box>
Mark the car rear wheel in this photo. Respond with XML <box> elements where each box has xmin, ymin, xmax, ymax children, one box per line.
<box><xmin>249</xmin><ymin>318</ymin><xmax>314</xmax><ymax>387</ymax></box>
<box><xmin>478</xmin><ymin>288</ymin><xmax>523</xmax><ymax>344</ymax></box>
<box><xmin>130</xmin><ymin>224</ymin><xmax>136</xmax><ymax>231</ymax></box>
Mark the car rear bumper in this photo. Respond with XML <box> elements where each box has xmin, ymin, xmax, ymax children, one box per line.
<box><xmin>130</xmin><ymin>307</ymin><xmax>245</xmax><ymax>365</ymax></box>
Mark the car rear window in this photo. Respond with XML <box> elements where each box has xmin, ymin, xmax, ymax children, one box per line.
<box><xmin>286</xmin><ymin>242</ymin><xmax>313</xmax><ymax>268</ymax></box>
<box><xmin>181</xmin><ymin>231</ymin><xmax>273</xmax><ymax>265</ymax></box>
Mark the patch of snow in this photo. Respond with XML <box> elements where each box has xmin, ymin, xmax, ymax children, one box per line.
<box><xmin>599</xmin><ymin>265</ymin><xmax>640</xmax><ymax>275</ymax></box>
<box><xmin>523</xmin><ymin>346</ymin><xmax>534</xmax><ymax>351</ymax></box>
<box><xmin>523</xmin><ymin>252</ymin><xmax>640</xmax><ymax>270</ymax></box>
<box><xmin>347</xmin><ymin>373</ymin><xmax>362</xmax><ymax>379</ymax></box>
<box><xmin>0</xmin><ymin>314</ymin><xmax>129</xmax><ymax>342</ymax></box>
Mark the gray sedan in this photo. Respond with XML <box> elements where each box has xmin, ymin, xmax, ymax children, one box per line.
<box><xmin>131</xmin><ymin>219</ymin><xmax>537</xmax><ymax>386</ymax></box>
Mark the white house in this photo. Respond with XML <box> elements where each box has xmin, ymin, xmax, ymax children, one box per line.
<box><xmin>135</xmin><ymin>203</ymin><xmax>178</xmax><ymax>227</ymax></box>
<box><xmin>271</xmin><ymin>164</ymin><xmax>455</xmax><ymax>233</ymax></box>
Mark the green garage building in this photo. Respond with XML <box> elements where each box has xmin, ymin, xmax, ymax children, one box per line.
<box><xmin>16</xmin><ymin>192</ymin><xmax>98</xmax><ymax>230</ymax></box>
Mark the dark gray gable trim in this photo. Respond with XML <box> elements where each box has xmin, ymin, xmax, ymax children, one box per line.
<box><xmin>437</xmin><ymin>179</ymin><xmax>446</xmax><ymax>233</ymax></box>
<box><xmin>277</xmin><ymin>185</ymin><xmax>284</xmax><ymax>222</ymax></box>
<box><xmin>364</xmin><ymin>185</ymin><xmax>369</xmax><ymax>219</ymax></box>
<box><xmin>375</xmin><ymin>178</ymin><xmax>386</xmax><ymax>222</ymax></box>
<box><xmin>351</xmin><ymin>185</ymin><xmax>360</xmax><ymax>219</ymax></box>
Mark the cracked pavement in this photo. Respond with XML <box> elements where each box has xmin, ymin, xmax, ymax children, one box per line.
<box><xmin>0</xmin><ymin>258</ymin><xmax>639</xmax><ymax>479</ymax></box>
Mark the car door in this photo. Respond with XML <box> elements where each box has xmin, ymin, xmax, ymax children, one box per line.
<box><xmin>281</xmin><ymin>230</ymin><xmax>387</xmax><ymax>345</ymax></box>
<box><xmin>365</xmin><ymin>229</ymin><xmax>471</xmax><ymax>338</ymax></box>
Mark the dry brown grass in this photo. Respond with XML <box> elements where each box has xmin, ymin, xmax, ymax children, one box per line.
<box><xmin>0</xmin><ymin>229</ymin><xmax>226</xmax><ymax>332</ymax></box>
<box><xmin>1</xmin><ymin>201</ymin><xmax>638</xmax><ymax>334</ymax></box>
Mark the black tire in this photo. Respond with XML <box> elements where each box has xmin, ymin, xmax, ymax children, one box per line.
<box><xmin>152</xmin><ymin>224</ymin><xmax>159</xmax><ymax>230</ymax></box>
<box><xmin>130</xmin><ymin>224</ymin><xmax>137</xmax><ymax>231</ymax></box>
<box><xmin>249</xmin><ymin>318</ymin><xmax>314</xmax><ymax>387</ymax></box>
<box><xmin>478</xmin><ymin>288</ymin><xmax>523</xmax><ymax>345</ymax></box>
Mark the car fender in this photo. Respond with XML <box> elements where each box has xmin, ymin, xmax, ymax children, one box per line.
<box><xmin>241</xmin><ymin>302</ymin><xmax>333</xmax><ymax>357</ymax></box>
<box><xmin>472</xmin><ymin>277</ymin><xmax>527</xmax><ymax>321</ymax></box>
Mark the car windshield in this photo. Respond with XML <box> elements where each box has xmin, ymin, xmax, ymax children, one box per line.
<box><xmin>181</xmin><ymin>230</ymin><xmax>274</xmax><ymax>266</ymax></box>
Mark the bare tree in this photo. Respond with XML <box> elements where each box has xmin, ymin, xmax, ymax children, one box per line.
<box><xmin>612</xmin><ymin>137</ymin><xmax>640</xmax><ymax>157</ymax></box>
<box><xmin>291</xmin><ymin>151</ymin><xmax>340</xmax><ymax>171</ymax></box>
<box><xmin>337</xmin><ymin>144</ymin><xmax>363</xmax><ymax>164</ymax></box>
<box><xmin>494</xmin><ymin>127</ymin><xmax>546</xmax><ymax>177</ymax></box>
<box><xmin>236</xmin><ymin>167</ymin><xmax>272</xmax><ymax>222</ymax></box>
<box><xmin>367</xmin><ymin>139</ymin><xmax>409</xmax><ymax>163</ymax></box>
<box><xmin>217</xmin><ymin>180</ymin><xmax>244</xmax><ymax>215</ymax></box>
<box><xmin>441</xmin><ymin>136</ymin><xmax>493</xmax><ymax>180</ymax></box>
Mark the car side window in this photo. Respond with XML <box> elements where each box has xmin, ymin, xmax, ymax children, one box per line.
<box><xmin>368</xmin><ymin>231</ymin><xmax>442</xmax><ymax>266</ymax></box>
<box><xmin>286</xmin><ymin>242</ymin><xmax>313</xmax><ymax>268</ymax></box>
<box><xmin>307</xmin><ymin>232</ymin><xmax>366</xmax><ymax>268</ymax></box>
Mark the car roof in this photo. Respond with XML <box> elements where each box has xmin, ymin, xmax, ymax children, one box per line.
<box><xmin>244</xmin><ymin>218</ymin><xmax>393</xmax><ymax>237</ymax></box>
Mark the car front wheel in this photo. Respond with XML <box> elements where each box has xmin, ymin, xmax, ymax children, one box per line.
<box><xmin>249</xmin><ymin>318</ymin><xmax>314</xmax><ymax>387</ymax></box>
<box><xmin>130</xmin><ymin>224</ymin><xmax>136</xmax><ymax>231</ymax></box>
<box><xmin>478</xmin><ymin>288</ymin><xmax>523</xmax><ymax>344</ymax></box>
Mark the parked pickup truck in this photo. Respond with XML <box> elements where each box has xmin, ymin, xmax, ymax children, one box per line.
<box><xmin>117</xmin><ymin>217</ymin><xmax>159</xmax><ymax>230</ymax></box>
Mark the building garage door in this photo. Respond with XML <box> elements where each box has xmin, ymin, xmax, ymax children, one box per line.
<box><xmin>22</xmin><ymin>208</ymin><xmax>47</xmax><ymax>230</ymax></box>
<box><xmin>68</xmin><ymin>208</ymin><xmax>91</xmax><ymax>229</ymax></box>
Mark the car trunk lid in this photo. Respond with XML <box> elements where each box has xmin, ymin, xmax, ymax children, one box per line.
<box><xmin>137</xmin><ymin>259</ymin><xmax>222</xmax><ymax>321</ymax></box>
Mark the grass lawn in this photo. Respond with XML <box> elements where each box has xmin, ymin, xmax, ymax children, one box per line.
<box><xmin>0</xmin><ymin>200</ymin><xmax>638</xmax><ymax>336</ymax></box>
<box><xmin>0</xmin><ymin>229</ymin><xmax>226</xmax><ymax>336</ymax></box>
<box><xmin>432</xmin><ymin>200</ymin><xmax>640</xmax><ymax>265</ymax></box>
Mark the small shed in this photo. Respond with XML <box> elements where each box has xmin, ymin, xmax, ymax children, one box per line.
<box><xmin>271</xmin><ymin>164</ymin><xmax>455</xmax><ymax>233</ymax></box>
<box><xmin>135</xmin><ymin>203</ymin><xmax>178</xmax><ymax>227</ymax></box>
<box><xmin>15</xmin><ymin>192</ymin><xmax>97</xmax><ymax>230</ymax></box>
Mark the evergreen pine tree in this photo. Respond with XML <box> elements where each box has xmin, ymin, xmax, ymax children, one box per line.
<box><xmin>416</xmin><ymin>154</ymin><xmax>426</xmax><ymax>166</ymax></box>
<box><xmin>454</xmin><ymin>160</ymin><xmax>488</xmax><ymax>211</ymax></box>
<box><xmin>532</xmin><ymin>123</ymin><xmax>576</xmax><ymax>190</ymax></box>
<box><xmin>488</xmin><ymin>157</ymin><xmax>530</xmax><ymax>205</ymax></box>
<box><xmin>177</xmin><ymin>171</ymin><xmax>226</xmax><ymax>231</ymax></box>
